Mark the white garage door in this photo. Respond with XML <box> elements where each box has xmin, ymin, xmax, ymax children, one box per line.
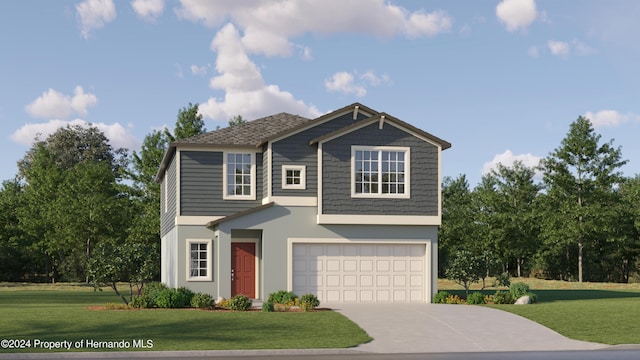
<box><xmin>292</xmin><ymin>243</ymin><xmax>426</xmax><ymax>303</ymax></box>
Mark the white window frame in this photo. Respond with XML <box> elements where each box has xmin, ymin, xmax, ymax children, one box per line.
<box><xmin>223</xmin><ymin>152</ymin><xmax>256</xmax><ymax>200</ymax></box>
<box><xmin>186</xmin><ymin>239</ymin><xmax>212</xmax><ymax>281</ymax></box>
<box><xmin>281</xmin><ymin>165</ymin><xmax>306</xmax><ymax>190</ymax></box>
<box><xmin>351</xmin><ymin>146</ymin><xmax>410</xmax><ymax>199</ymax></box>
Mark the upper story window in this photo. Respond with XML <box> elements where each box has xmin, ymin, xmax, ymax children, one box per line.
<box><xmin>223</xmin><ymin>152</ymin><xmax>256</xmax><ymax>200</ymax></box>
<box><xmin>282</xmin><ymin>165</ymin><xmax>306</xmax><ymax>190</ymax></box>
<box><xmin>351</xmin><ymin>146</ymin><xmax>410</xmax><ymax>198</ymax></box>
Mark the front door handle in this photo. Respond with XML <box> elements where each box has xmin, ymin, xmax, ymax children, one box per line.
<box><xmin>231</xmin><ymin>269</ymin><xmax>235</xmax><ymax>282</ymax></box>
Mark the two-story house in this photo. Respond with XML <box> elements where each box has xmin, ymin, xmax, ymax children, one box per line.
<box><xmin>156</xmin><ymin>103</ymin><xmax>451</xmax><ymax>303</ymax></box>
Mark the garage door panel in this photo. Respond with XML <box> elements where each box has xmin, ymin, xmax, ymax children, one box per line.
<box><xmin>292</xmin><ymin>243</ymin><xmax>427</xmax><ymax>303</ymax></box>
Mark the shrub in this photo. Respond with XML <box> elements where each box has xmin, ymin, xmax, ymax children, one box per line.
<box><xmin>227</xmin><ymin>294</ymin><xmax>252</xmax><ymax>311</ymax></box>
<box><xmin>526</xmin><ymin>292</ymin><xmax>538</xmax><ymax>304</ymax></box>
<box><xmin>217</xmin><ymin>298</ymin><xmax>231</xmax><ymax>309</ymax></box>
<box><xmin>510</xmin><ymin>282</ymin><xmax>530</xmax><ymax>298</ymax></box>
<box><xmin>267</xmin><ymin>290</ymin><xmax>299</xmax><ymax>305</ymax></box>
<box><xmin>466</xmin><ymin>292</ymin><xmax>485</xmax><ymax>305</ymax></box>
<box><xmin>130</xmin><ymin>295</ymin><xmax>150</xmax><ymax>308</ymax></box>
<box><xmin>191</xmin><ymin>293</ymin><xmax>214</xmax><ymax>309</ymax></box>
<box><xmin>299</xmin><ymin>293</ymin><xmax>320</xmax><ymax>311</ymax></box>
<box><xmin>261</xmin><ymin>301</ymin><xmax>275</xmax><ymax>312</ymax></box>
<box><xmin>154</xmin><ymin>287</ymin><xmax>195</xmax><ymax>308</ymax></box>
<box><xmin>445</xmin><ymin>294</ymin><xmax>465</xmax><ymax>304</ymax></box>
<box><xmin>493</xmin><ymin>291</ymin><xmax>514</xmax><ymax>304</ymax></box>
<box><xmin>176</xmin><ymin>287</ymin><xmax>196</xmax><ymax>307</ymax></box>
<box><xmin>104</xmin><ymin>302</ymin><xmax>131</xmax><ymax>310</ymax></box>
<box><xmin>433</xmin><ymin>291</ymin><xmax>450</xmax><ymax>304</ymax></box>
<box><xmin>493</xmin><ymin>272</ymin><xmax>511</xmax><ymax>288</ymax></box>
<box><xmin>138</xmin><ymin>282</ymin><xmax>169</xmax><ymax>308</ymax></box>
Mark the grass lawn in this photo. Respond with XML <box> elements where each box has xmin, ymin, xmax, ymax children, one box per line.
<box><xmin>0</xmin><ymin>283</ymin><xmax>371</xmax><ymax>353</ymax></box>
<box><xmin>439</xmin><ymin>278</ymin><xmax>640</xmax><ymax>345</ymax></box>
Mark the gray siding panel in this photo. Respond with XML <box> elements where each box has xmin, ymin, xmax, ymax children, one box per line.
<box><xmin>180</xmin><ymin>151</ymin><xmax>263</xmax><ymax>216</ymax></box>
<box><xmin>322</xmin><ymin>122</ymin><xmax>439</xmax><ymax>216</ymax></box>
<box><xmin>161</xmin><ymin>156</ymin><xmax>177</xmax><ymax>237</ymax></box>
<box><xmin>271</xmin><ymin>112</ymin><xmax>367</xmax><ymax>197</ymax></box>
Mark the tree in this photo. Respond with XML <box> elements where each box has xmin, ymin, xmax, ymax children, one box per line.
<box><xmin>445</xmin><ymin>249</ymin><xmax>485</xmax><ymax>296</ymax></box>
<box><xmin>228</xmin><ymin>115</ymin><xmax>247</xmax><ymax>127</ymax></box>
<box><xmin>538</xmin><ymin>116</ymin><xmax>627</xmax><ymax>282</ymax></box>
<box><xmin>88</xmin><ymin>240</ymin><xmax>159</xmax><ymax>305</ymax></box>
<box><xmin>439</xmin><ymin>175</ymin><xmax>477</xmax><ymax>276</ymax></box>
<box><xmin>17</xmin><ymin>125</ymin><xmax>128</xmax><ymax>282</ymax></box>
<box><xmin>488</xmin><ymin>161</ymin><xmax>541</xmax><ymax>277</ymax></box>
<box><xmin>166</xmin><ymin>103</ymin><xmax>206</xmax><ymax>142</ymax></box>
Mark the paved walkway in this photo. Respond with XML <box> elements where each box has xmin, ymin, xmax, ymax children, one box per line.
<box><xmin>328</xmin><ymin>303</ymin><xmax>607</xmax><ymax>353</ymax></box>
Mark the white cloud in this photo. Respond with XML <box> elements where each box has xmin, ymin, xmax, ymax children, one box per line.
<box><xmin>10</xmin><ymin>119</ymin><xmax>139</xmax><ymax>151</ymax></box>
<box><xmin>325</xmin><ymin>71</ymin><xmax>391</xmax><ymax>97</ymax></box>
<box><xmin>131</xmin><ymin>0</ymin><xmax>164</xmax><ymax>21</ymax></box>
<box><xmin>198</xmin><ymin>23</ymin><xmax>320</xmax><ymax>121</ymax></box>
<box><xmin>584</xmin><ymin>110</ymin><xmax>640</xmax><ymax>128</ymax></box>
<box><xmin>572</xmin><ymin>39</ymin><xmax>597</xmax><ymax>56</ymax></box>
<box><xmin>325</xmin><ymin>72</ymin><xmax>366</xmax><ymax>98</ymax></box>
<box><xmin>25</xmin><ymin>86</ymin><xmax>97</xmax><ymax>120</ymax></box>
<box><xmin>76</xmin><ymin>0</ymin><xmax>117</xmax><ymax>39</ymax></box>
<box><xmin>548</xmin><ymin>40</ymin><xmax>570</xmax><ymax>57</ymax></box>
<box><xmin>190</xmin><ymin>64</ymin><xmax>209</xmax><ymax>76</ymax></box>
<box><xmin>496</xmin><ymin>0</ymin><xmax>537</xmax><ymax>32</ymax></box>
<box><xmin>175</xmin><ymin>0</ymin><xmax>452</xmax><ymax>57</ymax></box>
<box><xmin>482</xmin><ymin>150</ymin><xmax>542</xmax><ymax>175</ymax></box>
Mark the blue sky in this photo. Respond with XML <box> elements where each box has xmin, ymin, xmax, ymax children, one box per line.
<box><xmin>1</xmin><ymin>0</ymin><xmax>639</xmax><ymax>187</ymax></box>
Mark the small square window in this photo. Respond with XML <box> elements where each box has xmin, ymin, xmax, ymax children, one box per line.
<box><xmin>282</xmin><ymin>165</ymin><xmax>306</xmax><ymax>190</ymax></box>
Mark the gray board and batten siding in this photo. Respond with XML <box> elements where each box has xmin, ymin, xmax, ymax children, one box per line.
<box><xmin>179</xmin><ymin>150</ymin><xmax>263</xmax><ymax>216</ymax></box>
<box><xmin>321</xmin><ymin>121</ymin><xmax>439</xmax><ymax>216</ymax></box>
<box><xmin>270</xmin><ymin>111</ymin><xmax>370</xmax><ymax>197</ymax></box>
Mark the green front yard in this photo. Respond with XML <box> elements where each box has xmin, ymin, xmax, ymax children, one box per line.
<box><xmin>0</xmin><ymin>284</ymin><xmax>371</xmax><ymax>353</ymax></box>
<box><xmin>440</xmin><ymin>278</ymin><xmax>640</xmax><ymax>345</ymax></box>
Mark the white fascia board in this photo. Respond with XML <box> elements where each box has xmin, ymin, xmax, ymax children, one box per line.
<box><xmin>317</xmin><ymin>214</ymin><xmax>441</xmax><ymax>226</ymax></box>
<box><xmin>269</xmin><ymin>196</ymin><xmax>317</xmax><ymax>207</ymax></box>
<box><xmin>176</xmin><ymin>216</ymin><xmax>225</xmax><ymax>226</ymax></box>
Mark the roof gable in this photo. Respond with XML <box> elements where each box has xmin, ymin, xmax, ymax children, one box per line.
<box><xmin>309</xmin><ymin>113</ymin><xmax>452</xmax><ymax>150</ymax></box>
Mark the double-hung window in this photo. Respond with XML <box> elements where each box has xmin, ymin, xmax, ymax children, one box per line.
<box><xmin>352</xmin><ymin>146</ymin><xmax>410</xmax><ymax>198</ymax></box>
<box><xmin>223</xmin><ymin>152</ymin><xmax>256</xmax><ymax>200</ymax></box>
<box><xmin>187</xmin><ymin>239</ymin><xmax>212</xmax><ymax>281</ymax></box>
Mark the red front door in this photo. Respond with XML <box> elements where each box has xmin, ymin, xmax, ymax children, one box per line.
<box><xmin>231</xmin><ymin>242</ymin><xmax>256</xmax><ymax>298</ymax></box>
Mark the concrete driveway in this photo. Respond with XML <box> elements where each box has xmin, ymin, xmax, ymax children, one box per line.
<box><xmin>328</xmin><ymin>303</ymin><xmax>607</xmax><ymax>353</ymax></box>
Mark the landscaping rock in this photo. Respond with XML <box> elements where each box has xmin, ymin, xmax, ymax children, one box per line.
<box><xmin>515</xmin><ymin>295</ymin><xmax>531</xmax><ymax>305</ymax></box>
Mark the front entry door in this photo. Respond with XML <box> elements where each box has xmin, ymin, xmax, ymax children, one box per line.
<box><xmin>231</xmin><ymin>242</ymin><xmax>256</xmax><ymax>298</ymax></box>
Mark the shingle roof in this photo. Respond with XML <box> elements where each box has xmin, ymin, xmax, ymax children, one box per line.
<box><xmin>172</xmin><ymin>113</ymin><xmax>311</xmax><ymax>148</ymax></box>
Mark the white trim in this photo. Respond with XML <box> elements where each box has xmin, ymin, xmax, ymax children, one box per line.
<box><xmin>281</xmin><ymin>165</ymin><xmax>306</xmax><ymax>190</ymax></box>
<box><xmin>317</xmin><ymin>214</ymin><xmax>441</xmax><ymax>225</ymax></box>
<box><xmin>175</xmin><ymin>150</ymin><xmax>181</xmax><ymax>216</ymax></box>
<box><xmin>175</xmin><ymin>216</ymin><xmax>224</xmax><ymax>226</ymax></box>
<box><xmin>317</xmin><ymin>143</ymin><xmax>323</xmax><ymax>218</ymax></box>
<box><xmin>378</xmin><ymin>115</ymin><xmax>385</xmax><ymax>129</ymax></box>
<box><xmin>223</xmin><ymin>151</ymin><xmax>256</xmax><ymax>200</ymax></box>
<box><xmin>287</xmin><ymin>237</ymin><xmax>432</xmax><ymax>303</ymax></box>
<box><xmin>270</xmin><ymin>196</ymin><xmax>317</xmax><ymax>206</ymax></box>
<box><xmin>353</xmin><ymin>105</ymin><xmax>359</xmax><ymax>120</ymax></box>
<box><xmin>351</xmin><ymin>146</ymin><xmax>410</xmax><ymax>199</ymax></box>
<box><xmin>268</xmin><ymin>107</ymin><xmax>376</xmax><ymax>144</ymax></box>
<box><xmin>231</xmin><ymin>238</ymin><xmax>260</xmax><ymax>300</ymax></box>
<box><xmin>267</xmin><ymin>143</ymin><xmax>273</xmax><ymax>199</ymax></box>
<box><xmin>186</xmin><ymin>238</ymin><xmax>213</xmax><ymax>282</ymax></box>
